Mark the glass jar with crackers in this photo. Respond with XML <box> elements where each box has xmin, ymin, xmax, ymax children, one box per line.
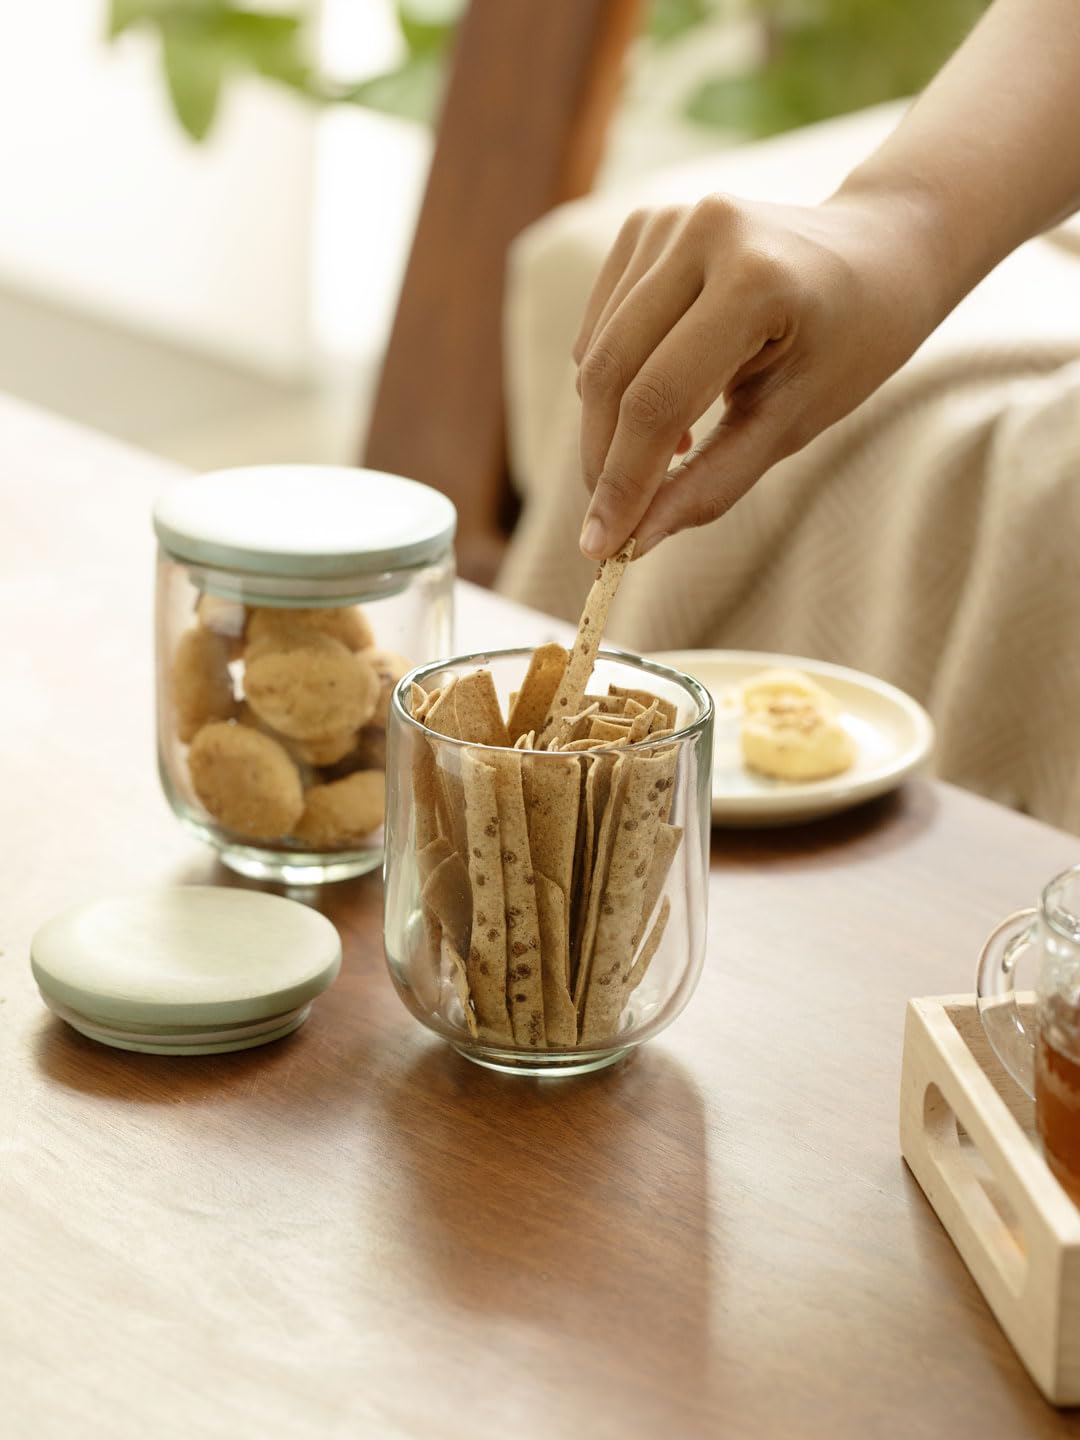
<box><xmin>153</xmin><ymin>465</ymin><xmax>455</xmax><ymax>883</ymax></box>
<box><xmin>383</xmin><ymin>547</ymin><xmax>714</xmax><ymax>1074</ymax></box>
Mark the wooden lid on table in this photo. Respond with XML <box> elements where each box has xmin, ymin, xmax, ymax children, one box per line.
<box><xmin>30</xmin><ymin>887</ymin><xmax>341</xmax><ymax>1055</ymax></box>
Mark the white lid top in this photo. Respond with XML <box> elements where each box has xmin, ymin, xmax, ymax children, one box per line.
<box><xmin>31</xmin><ymin>887</ymin><xmax>342</xmax><ymax>1028</ymax></box>
<box><xmin>153</xmin><ymin>465</ymin><xmax>457</xmax><ymax>578</ymax></box>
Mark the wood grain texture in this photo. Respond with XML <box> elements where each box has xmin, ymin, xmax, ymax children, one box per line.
<box><xmin>900</xmin><ymin>997</ymin><xmax>1080</xmax><ymax>1405</ymax></box>
<box><xmin>363</xmin><ymin>0</ymin><xmax>641</xmax><ymax>585</ymax></box>
<box><xmin>3</xmin><ymin>395</ymin><xmax>1080</xmax><ymax>1437</ymax></box>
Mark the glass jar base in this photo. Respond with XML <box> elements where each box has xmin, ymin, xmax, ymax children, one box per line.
<box><xmin>177</xmin><ymin>814</ymin><xmax>383</xmax><ymax>885</ymax></box>
<box><xmin>451</xmin><ymin>1042</ymin><xmax>632</xmax><ymax>1077</ymax></box>
<box><xmin>219</xmin><ymin>846</ymin><xmax>383</xmax><ymax>886</ymax></box>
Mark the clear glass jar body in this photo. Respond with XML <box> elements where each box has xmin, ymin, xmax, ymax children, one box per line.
<box><xmin>156</xmin><ymin>548</ymin><xmax>454</xmax><ymax>884</ymax></box>
<box><xmin>383</xmin><ymin>648</ymin><xmax>713</xmax><ymax>1075</ymax></box>
<box><xmin>977</xmin><ymin>864</ymin><xmax>1080</xmax><ymax>1205</ymax></box>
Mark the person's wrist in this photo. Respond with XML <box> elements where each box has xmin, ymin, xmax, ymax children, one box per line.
<box><xmin>825</xmin><ymin>167</ymin><xmax>969</xmax><ymax>340</ymax></box>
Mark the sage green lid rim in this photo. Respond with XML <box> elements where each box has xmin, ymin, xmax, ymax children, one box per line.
<box><xmin>152</xmin><ymin>464</ymin><xmax>457</xmax><ymax>579</ymax></box>
<box><xmin>55</xmin><ymin>1008</ymin><xmax>312</xmax><ymax>1056</ymax></box>
<box><xmin>41</xmin><ymin>992</ymin><xmax>312</xmax><ymax>1041</ymax></box>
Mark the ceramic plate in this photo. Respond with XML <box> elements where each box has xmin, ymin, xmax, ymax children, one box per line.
<box><xmin>653</xmin><ymin>649</ymin><xmax>935</xmax><ymax>827</ymax></box>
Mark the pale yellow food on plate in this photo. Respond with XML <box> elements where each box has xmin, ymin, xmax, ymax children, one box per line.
<box><xmin>741</xmin><ymin>667</ymin><xmax>837</xmax><ymax>715</ymax></box>
<box><xmin>740</xmin><ymin>695</ymin><xmax>855</xmax><ymax>782</ymax></box>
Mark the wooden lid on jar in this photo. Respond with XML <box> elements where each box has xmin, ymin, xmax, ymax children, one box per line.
<box><xmin>153</xmin><ymin>465</ymin><xmax>457</xmax><ymax>580</ymax></box>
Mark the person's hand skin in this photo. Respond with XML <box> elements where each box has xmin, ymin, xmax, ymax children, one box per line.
<box><xmin>575</xmin><ymin>0</ymin><xmax>1080</xmax><ymax>561</ymax></box>
<box><xmin>574</xmin><ymin>191</ymin><xmax>943</xmax><ymax>560</ymax></box>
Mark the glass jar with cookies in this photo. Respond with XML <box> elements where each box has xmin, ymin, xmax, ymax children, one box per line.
<box><xmin>153</xmin><ymin>465</ymin><xmax>455</xmax><ymax>883</ymax></box>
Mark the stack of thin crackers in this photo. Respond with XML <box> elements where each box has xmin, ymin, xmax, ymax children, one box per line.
<box><xmin>408</xmin><ymin>543</ymin><xmax>684</xmax><ymax>1051</ymax></box>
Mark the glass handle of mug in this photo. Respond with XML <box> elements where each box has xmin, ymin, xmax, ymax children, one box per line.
<box><xmin>976</xmin><ymin>908</ymin><xmax>1037</xmax><ymax>1099</ymax></box>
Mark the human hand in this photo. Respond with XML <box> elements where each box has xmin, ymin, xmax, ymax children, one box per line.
<box><xmin>573</xmin><ymin>191</ymin><xmax>943</xmax><ymax>559</ymax></box>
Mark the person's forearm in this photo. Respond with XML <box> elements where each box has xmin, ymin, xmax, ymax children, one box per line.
<box><xmin>835</xmin><ymin>0</ymin><xmax>1080</xmax><ymax>318</ymax></box>
<box><xmin>570</xmin><ymin>0</ymin><xmax>1080</xmax><ymax>558</ymax></box>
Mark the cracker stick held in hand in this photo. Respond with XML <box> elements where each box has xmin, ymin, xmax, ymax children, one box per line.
<box><xmin>539</xmin><ymin>540</ymin><xmax>635</xmax><ymax>746</ymax></box>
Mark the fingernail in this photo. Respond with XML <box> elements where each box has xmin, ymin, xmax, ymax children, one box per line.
<box><xmin>635</xmin><ymin>531</ymin><xmax>669</xmax><ymax>558</ymax></box>
<box><xmin>580</xmin><ymin>516</ymin><xmax>606</xmax><ymax>558</ymax></box>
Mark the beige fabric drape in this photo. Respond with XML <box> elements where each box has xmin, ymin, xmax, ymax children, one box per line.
<box><xmin>498</xmin><ymin>345</ymin><xmax>1080</xmax><ymax>832</ymax></box>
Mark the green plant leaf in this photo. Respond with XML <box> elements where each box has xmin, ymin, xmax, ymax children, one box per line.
<box><xmin>684</xmin><ymin>72</ymin><xmax>793</xmax><ymax>135</ymax></box>
<box><xmin>396</xmin><ymin>0</ymin><xmax>461</xmax><ymax>60</ymax></box>
<box><xmin>336</xmin><ymin>53</ymin><xmax>446</xmax><ymax>125</ymax></box>
<box><xmin>685</xmin><ymin>0</ymin><xmax>990</xmax><ymax>137</ymax></box>
<box><xmin>106</xmin><ymin>0</ymin><xmax>455</xmax><ymax>139</ymax></box>
<box><xmin>648</xmin><ymin>0</ymin><xmax>714</xmax><ymax>45</ymax></box>
<box><xmin>210</xmin><ymin>10</ymin><xmax>311</xmax><ymax>90</ymax></box>
<box><xmin>108</xmin><ymin>0</ymin><xmax>173</xmax><ymax>39</ymax></box>
<box><xmin>161</xmin><ymin>20</ymin><xmax>225</xmax><ymax>141</ymax></box>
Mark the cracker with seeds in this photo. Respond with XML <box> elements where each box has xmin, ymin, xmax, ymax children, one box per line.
<box><xmin>421</xmin><ymin>851</ymin><xmax>472</xmax><ymax>959</ymax></box>
<box><xmin>579</xmin><ymin>747</ymin><xmax>678</xmax><ymax>1045</ymax></box>
<box><xmin>492</xmin><ymin>751</ymin><xmax>545</xmax><ymax>1049</ymax></box>
<box><xmin>538</xmin><ymin>540</ymin><xmax>634</xmax><ymax>744</ymax></box>
<box><xmin>507</xmin><ymin>643</ymin><xmax>568</xmax><ymax>743</ymax></box>
<box><xmin>521</xmin><ymin>751</ymin><xmax>580</xmax><ymax>902</ymax></box>
<box><xmin>573</xmin><ymin>754</ymin><xmax>629</xmax><ymax>1009</ymax></box>
<box><xmin>608</xmin><ymin>685</ymin><xmax>677</xmax><ymax>731</ymax></box>
<box><xmin>461</xmin><ymin>750</ymin><xmax>513</xmax><ymax>1041</ymax></box>
<box><xmin>442</xmin><ymin>936</ymin><xmax>479</xmax><ymax>1039</ymax></box>
<box><xmin>535</xmin><ymin>872</ymin><xmax>578</xmax><ymax>1048</ymax></box>
<box><xmin>624</xmin><ymin>896</ymin><xmax>671</xmax><ymax>1001</ymax></box>
<box><xmin>453</xmin><ymin>669</ymin><xmax>511</xmax><ymax>749</ymax></box>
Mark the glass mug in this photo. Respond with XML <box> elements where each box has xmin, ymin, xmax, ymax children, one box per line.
<box><xmin>383</xmin><ymin>648</ymin><xmax>713</xmax><ymax>1075</ymax></box>
<box><xmin>977</xmin><ymin>862</ymin><xmax>1080</xmax><ymax>1205</ymax></box>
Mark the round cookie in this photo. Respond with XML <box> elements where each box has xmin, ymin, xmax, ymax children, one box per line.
<box><xmin>188</xmin><ymin>721</ymin><xmax>304</xmax><ymax>839</ymax></box>
<box><xmin>289</xmin><ymin>728</ymin><xmax>358</xmax><ymax>766</ymax></box>
<box><xmin>195</xmin><ymin>594</ymin><xmax>247</xmax><ymax>658</ymax></box>
<box><xmin>742</xmin><ymin>668</ymin><xmax>836</xmax><ymax>716</ymax></box>
<box><xmin>171</xmin><ymin>626</ymin><xmax>237</xmax><ymax>743</ymax></box>
<box><xmin>292</xmin><ymin>771</ymin><xmax>386</xmax><ymax>848</ymax></box>
<box><xmin>236</xmin><ymin>701</ymin><xmax>354</xmax><ymax>771</ymax></box>
<box><xmin>243</xmin><ymin>620</ymin><xmax>316</xmax><ymax>667</ymax></box>
<box><xmin>244</xmin><ymin>632</ymin><xmax>379</xmax><ymax>740</ymax></box>
<box><xmin>246</xmin><ymin>605</ymin><xmax>374</xmax><ymax>655</ymax></box>
<box><xmin>741</xmin><ymin>698</ymin><xmax>855</xmax><ymax>782</ymax></box>
<box><xmin>365</xmin><ymin>648</ymin><xmax>412</xmax><ymax>727</ymax></box>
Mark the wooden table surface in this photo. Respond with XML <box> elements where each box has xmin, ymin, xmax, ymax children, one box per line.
<box><xmin>3</xmin><ymin>396</ymin><xmax>1079</xmax><ymax>1439</ymax></box>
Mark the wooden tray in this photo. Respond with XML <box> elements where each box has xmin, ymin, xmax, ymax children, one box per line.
<box><xmin>901</xmin><ymin>995</ymin><xmax>1080</xmax><ymax>1405</ymax></box>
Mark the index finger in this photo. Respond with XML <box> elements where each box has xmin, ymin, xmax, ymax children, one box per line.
<box><xmin>581</xmin><ymin>300</ymin><xmax>764</xmax><ymax>558</ymax></box>
<box><xmin>571</xmin><ymin>215</ymin><xmax>643</xmax><ymax>365</ymax></box>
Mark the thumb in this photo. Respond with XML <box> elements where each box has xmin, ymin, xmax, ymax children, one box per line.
<box><xmin>633</xmin><ymin>407</ymin><xmax>784</xmax><ymax>555</ymax></box>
